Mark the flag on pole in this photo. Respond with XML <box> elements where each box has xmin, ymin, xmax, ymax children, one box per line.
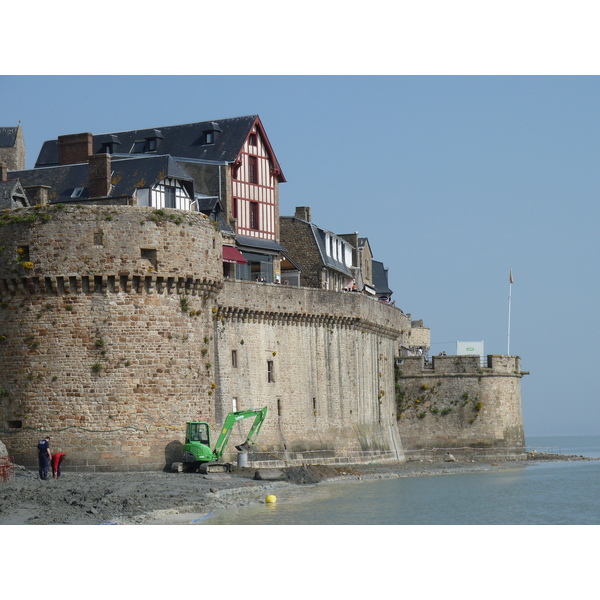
<box><xmin>509</xmin><ymin>268</ymin><xmax>513</xmax><ymax>284</ymax></box>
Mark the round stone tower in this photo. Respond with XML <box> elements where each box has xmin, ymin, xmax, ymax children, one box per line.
<box><xmin>0</xmin><ymin>204</ymin><xmax>223</xmax><ymax>470</ymax></box>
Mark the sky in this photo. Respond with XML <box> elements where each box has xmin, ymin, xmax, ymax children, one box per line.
<box><xmin>2</xmin><ymin>74</ymin><xmax>598</xmax><ymax>438</ymax></box>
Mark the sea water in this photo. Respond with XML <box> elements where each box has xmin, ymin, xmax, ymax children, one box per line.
<box><xmin>200</xmin><ymin>435</ymin><xmax>600</xmax><ymax>525</ymax></box>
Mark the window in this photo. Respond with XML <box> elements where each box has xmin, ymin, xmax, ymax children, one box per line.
<box><xmin>131</xmin><ymin>140</ymin><xmax>146</xmax><ymax>153</ymax></box>
<box><xmin>250</xmin><ymin>202</ymin><xmax>259</xmax><ymax>230</ymax></box>
<box><xmin>141</xmin><ymin>248</ymin><xmax>157</xmax><ymax>269</ymax></box>
<box><xmin>232</xmin><ymin>350</ymin><xmax>238</xmax><ymax>368</ymax></box>
<box><xmin>205</xmin><ymin>131</ymin><xmax>214</xmax><ymax>144</ymax></box>
<box><xmin>71</xmin><ymin>187</ymin><xmax>84</xmax><ymax>198</ymax></box>
<box><xmin>101</xmin><ymin>143</ymin><xmax>113</xmax><ymax>154</ymax></box>
<box><xmin>94</xmin><ymin>231</ymin><xmax>104</xmax><ymax>246</ymax></box>
<box><xmin>232</xmin><ymin>198</ymin><xmax>238</xmax><ymax>219</ymax></box>
<box><xmin>249</xmin><ymin>133</ymin><xmax>257</xmax><ymax>147</ymax></box>
<box><xmin>267</xmin><ymin>360</ymin><xmax>274</xmax><ymax>383</ymax></box>
<box><xmin>131</xmin><ymin>138</ymin><xmax>158</xmax><ymax>153</ymax></box>
<box><xmin>165</xmin><ymin>186</ymin><xmax>176</xmax><ymax>208</ymax></box>
<box><xmin>232</xmin><ymin>398</ymin><xmax>238</xmax><ymax>412</ymax></box>
<box><xmin>248</xmin><ymin>156</ymin><xmax>258</xmax><ymax>184</ymax></box>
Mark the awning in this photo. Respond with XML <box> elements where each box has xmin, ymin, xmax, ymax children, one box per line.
<box><xmin>222</xmin><ymin>245</ymin><xmax>247</xmax><ymax>264</ymax></box>
<box><xmin>363</xmin><ymin>284</ymin><xmax>376</xmax><ymax>296</ymax></box>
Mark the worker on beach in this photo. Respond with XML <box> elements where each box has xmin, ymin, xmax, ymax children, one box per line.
<box><xmin>51</xmin><ymin>452</ymin><xmax>66</xmax><ymax>479</ymax></box>
<box><xmin>37</xmin><ymin>436</ymin><xmax>51</xmax><ymax>480</ymax></box>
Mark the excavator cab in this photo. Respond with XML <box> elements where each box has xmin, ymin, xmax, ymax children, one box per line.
<box><xmin>186</xmin><ymin>422</ymin><xmax>210</xmax><ymax>445</ymax></box>
<box><xmin>182</xmin><ymin>422</ymin><xmax>213</xmax><ymax>464</ymax></box>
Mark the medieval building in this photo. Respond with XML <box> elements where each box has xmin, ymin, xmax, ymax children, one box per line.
<box><xmin>0</xmin><ymin>116</ymin><xmax>527</xmax><ymax>471</ymax></box>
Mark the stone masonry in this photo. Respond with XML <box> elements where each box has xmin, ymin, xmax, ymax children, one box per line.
<box><xmin>0</xmin><ymin>204</ymin><xmax>409</xmax><ymax>470</ymax></box>
<box><xmin>395</xmin><ymin>355</ymin><xmax>526</xmax><ymax>460</ymax></box>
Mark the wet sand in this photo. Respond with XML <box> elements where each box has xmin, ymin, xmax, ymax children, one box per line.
<box><xmin>3</xmin><ymin>454</ymin><xmax>593</xmax><ymax>525</ymax></box>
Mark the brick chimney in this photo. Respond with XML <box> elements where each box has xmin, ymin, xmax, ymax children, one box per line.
<box><xmin>58</xmin><ymin>132</ymin><xmax>93</xmax><ymax>165</ymax></box>
<box><xmin>0</xmin><ymin>163</ymin><xmax>7</xmax><ymax>182</ymax></box>
<box><xmin>89</xmin><ymin>153</ymin><xmax>112</xmax><ymax>198</ymax></box>
<box><xmin>295</xmin><ymin>206</ymin><xmax>311</xmax><ymax>222</ymax></box>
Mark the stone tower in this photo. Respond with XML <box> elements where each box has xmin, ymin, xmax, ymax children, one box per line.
<box><xmin>0</xmin><ymin>124</ymin><xmax>26</xmax><ymax>171</ymax></box>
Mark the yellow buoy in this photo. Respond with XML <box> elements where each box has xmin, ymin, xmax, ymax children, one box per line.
<box><xmin>265</xmin><ymin>495</ymin><xmax>277</xmax><ymax>504</ymax></box>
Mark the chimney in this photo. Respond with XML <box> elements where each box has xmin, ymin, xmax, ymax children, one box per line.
<box><xmin>58</xmin><ymin>132</ymin><xmax>93</xmax><ymax>165</ymax></box>
<box><xmin>294</xmin><ymin>206</ymin><xmax>311</xmax><ymax>222</ymax></box>
<box><xmin>0</xmin><ymin>163</ymin><xmax>7</xmax><ymax>182</ymax></box>
<box><xmin>23</xmin><ymin>185</ymin><xmax>51</xmax><ymax>206</ymax></box>
<box><xmin>89</xmin><ymin>153</ymin><xmax>112</xmax><ymax>198</ymax></box>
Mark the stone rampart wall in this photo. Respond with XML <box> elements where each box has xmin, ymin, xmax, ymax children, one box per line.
<box><xmin>211</xmin><ymin>281</ymin><xmax>410</xmax><ymax>465</ymax></box>
<box><xmin>0</xmin><ymin>206</ymin><xmax>410</xmax><ymax>470</ymax></box>
<box><xmin>396</xmin><ymin>355</ymin><xmax>526</xmax><ymax>460</ymax></box>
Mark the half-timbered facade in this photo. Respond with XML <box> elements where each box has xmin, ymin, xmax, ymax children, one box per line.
<box><xmin>231</xmin><ymin>122</ymin><xmax>280</xmax><ymax>243</ymax></box>
<box><xmin>137</xmin><ymin>176</ymin><xmax>194</xmax><ymax>211</ymax></box>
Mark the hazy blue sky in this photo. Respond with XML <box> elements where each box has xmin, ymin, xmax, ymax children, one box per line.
<box><xmin>1</xmin><ymin>74</ymin><xmax>598</xmax><ymax>438</ymax></box>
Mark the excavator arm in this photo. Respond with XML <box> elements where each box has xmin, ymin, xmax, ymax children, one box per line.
<box><xmin>212</xmin><ymin>407</ymin><xmax>268</xmax><ymax>461</ymax></box>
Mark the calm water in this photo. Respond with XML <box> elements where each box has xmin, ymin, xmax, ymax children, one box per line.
<box><xmin>200</xmin><ymin>435</ymin><xmax>600</xmax><ymax>525</ymax></box>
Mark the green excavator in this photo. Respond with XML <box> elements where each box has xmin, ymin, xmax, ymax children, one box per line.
<box><xmin>171</xmin><ymin>407</ymin><xmax>268</xmax><ymax>473</ymax></box>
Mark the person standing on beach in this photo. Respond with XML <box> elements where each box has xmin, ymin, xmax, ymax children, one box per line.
<box><xmin>51</xmin><ymin>452</ymin><xmax>66</xmax><ymax>479</ymax></box>
<box><xmin>37</xmin><ymin>436</ymin><xmax>51</xmax><ymax>480</ymax></box>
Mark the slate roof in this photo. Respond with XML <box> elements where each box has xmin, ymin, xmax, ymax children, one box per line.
<box><xmin>34</xmin><ymin>115</ymin><xmax>285</xmax><ymax>181</ymax></box>
<box><xmin>0</xmin><ymin>127</ymin><xmax>18</xmax><ymax>148</ymax></box>
<box><xmin>311</xmin><ymin>224</ymin><xmax>353</xmax><ymax>278</ymax></box>
<box><xmin>0</xmin><ymin>179</ymin><xmax>28</xmax><ymax>208</ymax></box>
<box><xmin>10</xmin><ymin>155</ymin><xmax>193</xmax><ymax>203</ymax></box>
<box><xmin>195</xmin><ymin>195</ymin><xmax>235</xmax><ymax>235</ymax></box>
<box><xmin>372</xmin><ymin>260</ymin><xmax>393</xmax><ymax>297</ymax></box>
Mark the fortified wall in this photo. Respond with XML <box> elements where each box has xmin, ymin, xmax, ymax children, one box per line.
<box><xmin>0</xmin><ymin>205</ymin><xmax>409</xmax><ymax>470</ymax></box>
<box><xmin>395</xmin><ymin>355</ymin><xmax>527</xmax><ymax>460</ymax></box>
<box><xmin>211</xmin><ymin>280</ymin><xmax>410</xmax><ymax>465</ymax></box>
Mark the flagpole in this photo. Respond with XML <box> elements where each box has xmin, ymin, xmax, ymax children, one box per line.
<box><xmin>507</xmin><ymin>268</ymin><xmax>513</xmax><ymax>356</ymax></box>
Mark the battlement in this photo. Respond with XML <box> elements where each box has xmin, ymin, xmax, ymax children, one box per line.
<box><xmin>217</xmin><ymin>279</ymin><xmax>411</xmax><ymax>339</ymax></box>
<box><xmin>0</xmin><ymin>205</ymin><xmax>223</xmax><ymax>292</ymax></box>
<box><xmin>397</xmin><ymin>354</ymin><xmax>523</xmax><ymax>376</ymax></box>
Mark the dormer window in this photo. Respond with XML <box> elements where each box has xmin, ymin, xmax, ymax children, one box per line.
<box><xmin>97</xmin><ymin>134</ymin><xmax>121</xmax><ymax>156</ymax></box>
<box><xmin>131</xmin><ymin>140</ymin><xmax>146</xmax><ymax>153</ymax></box>
<box><xmin>130</xmin><ymin>129</ymin><xmax>162</xmax><ymax>154</ymax></box>
<box><xmin>201</xmin><ymin>122</ymin><xmax>221</xmax><ymax>146</ymax></box>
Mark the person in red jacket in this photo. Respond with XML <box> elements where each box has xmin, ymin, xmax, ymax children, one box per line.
<box><xmin>51</xmin><ymin>452</ymin><xmax>66</xmax><ymax>479</ymax></box>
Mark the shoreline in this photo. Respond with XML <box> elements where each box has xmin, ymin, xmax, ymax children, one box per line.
<box><xmin>0</xmin><ymin>453</ymin><xmax>595</xmax><ymax>525</ymax></box>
